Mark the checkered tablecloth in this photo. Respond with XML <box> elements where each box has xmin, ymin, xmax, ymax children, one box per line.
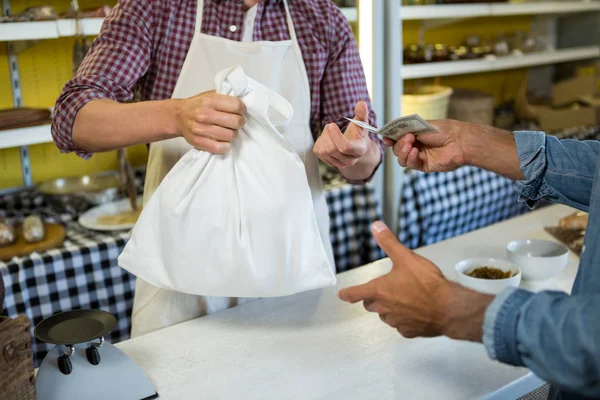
<box><xmin>398</xmin><ymin>167</ymin><xmax>531</xmax><ymax>249</ymax></box>
<box><xmin>1</xmin><ymin>169</ymin><xmax>382</xmax><ymax>367</ymax></box>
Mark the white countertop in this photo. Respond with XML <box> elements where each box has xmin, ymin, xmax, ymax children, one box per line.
<box><xmin>117</xmin><ymin>204</ymin><xmax>579</xmax><ymax>400</ymax></box>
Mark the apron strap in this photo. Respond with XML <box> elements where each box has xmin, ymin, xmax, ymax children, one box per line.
<box><xmin>196</xmin><ymin>0</ymin><xmax>205</xmax><ymax>33</ymax></box>
<box><xmin>282</xmin><ymin>0</ymin><xmax>298</xmax><ymax>43</ymax></box>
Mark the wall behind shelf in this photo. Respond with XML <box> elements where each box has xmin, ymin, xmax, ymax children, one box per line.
<box><xmin>0</xmin><ymin>0</ymin><xmax>147</xmax><ymax>190</ymax></box>
<box><xmin>403</xmin><ymin>16</ymin><xmax>532</xmax><ymax>105</ymax></box>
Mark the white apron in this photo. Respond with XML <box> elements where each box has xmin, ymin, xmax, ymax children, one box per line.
<box><xmin>131</xmin><ymin>0</ymin><xmax>334</xmax><ymax>337</ymax></box>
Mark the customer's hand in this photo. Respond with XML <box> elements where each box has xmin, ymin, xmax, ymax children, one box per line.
<box><xmin>338</xmin><ymin>221</ymin><xmax>493</xmax><ymax>341</ymax></box>
<box><xmin>384</xmin><ymin>119</ymin><xmax>469</xmax><ymax>173</ymax></box>
<box><xmin>314</xmin><ymin>102</ymin><xmax>373</xmax><ymax>170</ymax></box>
<box><xmin>338</xmin><ymin>221</ymin><xmax>450</xmax><ymax>337</ymax></box>
<box><xmin>176</xmin><ymin>90</ymin><xmax>246</xmax><ymax>154</ymax></box>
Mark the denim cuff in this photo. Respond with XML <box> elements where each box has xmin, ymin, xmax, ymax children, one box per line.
<box><xmin>512</xmin><ymin>131</ymin><xmax>554</xmax><ymax>209</ymax></box>
<box><xmin>483</xmin><ymin>287</ymin><xmax>534</xmax><ymax>366</ymax></box>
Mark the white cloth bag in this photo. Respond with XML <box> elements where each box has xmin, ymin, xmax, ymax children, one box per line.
<box><xmin>119</xmin><ymin>66</ymin><xmax>336</xmax><ymax>297</ymax></box>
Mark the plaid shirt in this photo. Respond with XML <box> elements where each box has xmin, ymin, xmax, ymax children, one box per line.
<box><xmin>52</xmin><ymin>0</ymin><xmax>381</xmax><ymax>175</ymax></box>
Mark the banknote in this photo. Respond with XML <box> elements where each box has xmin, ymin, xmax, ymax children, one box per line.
<box><xmin>344</xmin><ymin>114</ymin><xmax>438</xmax><ymax>141</ymax></box>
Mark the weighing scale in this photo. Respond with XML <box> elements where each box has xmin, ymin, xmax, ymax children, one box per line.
<box><xmin>35</xmin><ymin>309</ymin><xmax>158</xmax><ymax>400</ymax></box>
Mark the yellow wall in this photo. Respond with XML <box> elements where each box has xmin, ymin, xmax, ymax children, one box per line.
<box><xmin>403</xmin><ymin>16</ymin><xmax>532</xmax><ymax>105</ymax></box>
<box><xmin>0</xmin><ymin>0</ymin><xmax>146</xmax><ymax>190</ymax></box>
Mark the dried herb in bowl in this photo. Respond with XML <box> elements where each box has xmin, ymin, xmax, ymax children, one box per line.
<box><xmin>466</xmin><ymin>266</ymin><xmax>513</xmax><ymax>280</ymax></box>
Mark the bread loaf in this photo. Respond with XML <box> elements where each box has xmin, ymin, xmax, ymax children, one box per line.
<box><xmin>0</xmin><ymin>218</ymin><xmax>15</xmax><ymax>247</ymax></box>
<box><xmin>558</xmin><ymin>211</ymin><xmax>588</xmax><ymax>231</ymax></box>
<box><xmin>22</xmin><ymin>215</ymin><xmax>45</xmax><ymax>243</ymax></box>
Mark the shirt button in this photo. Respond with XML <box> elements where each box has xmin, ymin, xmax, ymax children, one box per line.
<box><xmin>229</xmin><ymin>25</ymin><xmax>237</xmax><ymax>33</ymax></box>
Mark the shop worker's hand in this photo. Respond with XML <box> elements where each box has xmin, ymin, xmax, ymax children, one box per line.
<box><xmin>313</xmin><ymin>101</ymin><xmax>372</xmax><ymax>170</ymax></box>
<box><xmin>338</xmin><ymin>221</ymin><xmax>450</xmax><ymax>338</ymax></box>
<box><xmin>177</xmin><ymin>90</ymin><xmax>246</xmax><ymax>154</ymax></box>
<box><xmin>383</xmin><ymin>119</ymin><xmax>469</xmax><ymax>173</ymax></box>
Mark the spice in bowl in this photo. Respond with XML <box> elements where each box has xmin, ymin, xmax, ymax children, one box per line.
<box><xmin>466</xmin><ymin>266</ymin><xmax>515</xmax><ymax>280</ymax></box>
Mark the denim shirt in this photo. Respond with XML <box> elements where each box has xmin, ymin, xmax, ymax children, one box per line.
<box><xmin>482</xmin><ymin>132</ymin><xmax>600</xmax><ymax>399</ymax></box>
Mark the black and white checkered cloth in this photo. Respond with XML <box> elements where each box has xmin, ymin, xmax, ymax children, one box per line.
<box><xmin>398</xmin><ymin>167</ymin><xmax>531</xmax><ymax>249</ymax></box>
<box><xmin>326</xmin><ymin>184</ymin><xmax>385</xmax><ymax>272</ymax></box>
<box><xmin>0</xmin><ymin>188</ymin><xmax>75</xmax><ymax>223</ymax></box>
<box><xmin>1</xmin><ymin>167</ymin><xmax>382</xmax><ymax>367</ymax></box>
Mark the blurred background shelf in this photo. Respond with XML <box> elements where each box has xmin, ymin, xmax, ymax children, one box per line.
<box><xmin>0</xmin><ymin>19</ymin><xmax>103</xmax><ymax>41</ymax></box>
<box><xmin>341</xmin><ymin>7</ymin><xmax>357</xmax><ymax>22</ymax></box>
<box><xmin>0</xmin><ymin>9</ymin><xmax>357</xmax><ymax>42</ymax></box>
<box><xmin>0</xmin><ymin>21</ymin><xmax>59</xmax><ymax>41</ymax></box>
<box><xmin>401</xmin><ymin>1</ymin><xmax>600</xmax><ymax>20</ymax></box>
<box><xmin>56</xmin><ymin>18</ymin><xmax>104</xmax><ymax>37</ymax></box>
<box><xmin>0</xmin><ymin>125</ymin><xmax>52</xmax><ymax>150</ymax></box>
<box><xmin>402</xmin><ymin>45</ymin><xmax>600</xmax><ymax>79</ymax></box>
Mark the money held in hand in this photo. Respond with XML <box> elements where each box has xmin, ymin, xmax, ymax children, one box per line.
<box><xmin>344</xmin><ymin>114</ymin><xmax>438</xmax><ymax>141</ymax></box>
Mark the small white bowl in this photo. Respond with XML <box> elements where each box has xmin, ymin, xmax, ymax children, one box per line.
<box><xmin>455</xmin><ymin>258</ymin><xmax>521</xmax><ymax>295</ymax></box>
<box><xmin>506</xmin><ymin>239</ymin><xmax>569</xmax><ymax>281</ymax></box>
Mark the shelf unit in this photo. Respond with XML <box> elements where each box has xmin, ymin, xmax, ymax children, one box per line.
<box><xmin>0</xmin><ymin>10</ymin><xmax>357</xmax><ymax>42</ymax></box>
<box><xmin>5</xmin><ymin>1</ymin><xmax>595</xmax><ymax>41</ymax></box>
<box><xmin>376</xmin><ymin>0</ymin><xmax>600</xmax><ymax>231</ymax></box>
<box><xmin>0</xmin><ymin>125</ymin><xmax>52</xmax><ymax>150</ymax></box>
<box><xmin>401</xmin><ymin>1</ymin><xmax>600</xmax><ymax>20</ymax></box>
<box><xmin>403</xmin><ymin>46</ymin><xmax>600</xmax><ymax>79</ymax></box>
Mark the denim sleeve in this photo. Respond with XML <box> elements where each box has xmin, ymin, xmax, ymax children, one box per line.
<box><xmin>483</xmin><ymin>288</ymin><xmax>600</xmax><ymax>397</ymax></box>
<box><xmin>513</xmin><ymin>131</ymin><xmax>600</xmax><ymax>211</ymax></box>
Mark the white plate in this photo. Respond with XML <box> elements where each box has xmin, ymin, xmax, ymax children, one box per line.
<box><xmin>78</xmin><ymin>197</ymin><xmax>142</xmax><ymax>231</ymax></box>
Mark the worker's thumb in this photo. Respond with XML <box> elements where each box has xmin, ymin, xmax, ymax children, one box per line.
<box><xmin>371</xmin><ymin>221</ymin><xmax>412</xmax><ymax>266</ymax></box>
<box><xmin>354</xmin><ymin>101</ymin><xmax>369</xmax><ymax>122</ymax></box>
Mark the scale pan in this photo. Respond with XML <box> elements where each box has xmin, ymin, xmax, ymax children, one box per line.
<box><xmin>35</xmin><ymin>309</ymin><xmax>117</xmax><ymax>345</ymax></box>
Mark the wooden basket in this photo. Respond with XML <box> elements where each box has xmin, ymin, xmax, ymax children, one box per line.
<box><xmin>402</xmin><ymin>85</ymin><xmax>453</xmax><ymax>120</ymax></box>
<box><xmin>0</xmin><ymin>272</ymin><xmax>36</xmax><ymax>400</ymax></box>
<box><xmin>448</xmin><ymin>89</ymin><xmax>495</xmax><ymax>126</ymax></box>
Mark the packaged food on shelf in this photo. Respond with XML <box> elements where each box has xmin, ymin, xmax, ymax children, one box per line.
<box><xmin>432</xmin><ymin>44</ymin><xmax>449</xmax><ymax>62</ymax></box>
<box><xmin>448</xmin><ymin>46</ymin><xmax>471</xmax><ymax>61</ymax></box>
<box><xmin>508</xmin><ymin>32</ymin><xmax>537</xmax><ymax>54</ymax></box>
<box><xmin>0</xmin><ymin>6</ymin><xmax>57</xmax><ymax>23</ymax></box>
<box><xmin>404</xmin><ymin>30</ymin><xmax>546</xmax><ymax>64</ymax></box>
<box><xmin>492</xmin><ymin>34</ymin><xmax>511</xmax><ymax>57</ymax></box>
<box><xmin>404</xmin><ymin>44</ymin><xmax>433</xmax><ymax>64</ymax></box>
<box><xmin>60</xmin><ymin>5</ymin><xmax>112</xmax><ymax>19</ymax></box>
